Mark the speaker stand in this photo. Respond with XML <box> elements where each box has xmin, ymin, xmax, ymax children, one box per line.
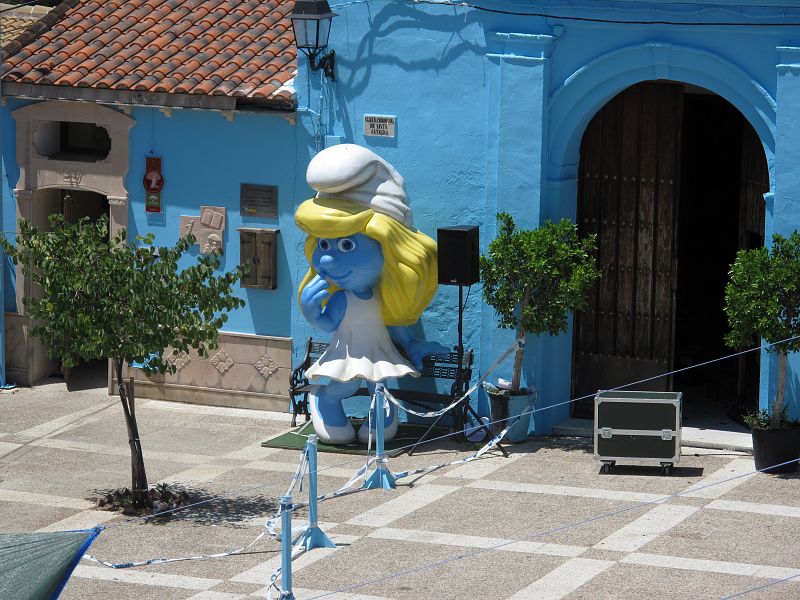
<box><xmin>406</xmin><ymin>285</ymin><xmax>507</xmax><ymax>457</ymax></box>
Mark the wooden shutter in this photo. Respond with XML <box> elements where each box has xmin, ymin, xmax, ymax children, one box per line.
<box><xmin>256</xmin><ymin>231</ymin><xmax>277</xmax><ymax>290</ymax></box>
<box><xmin>240</xmin><ymin>230</ymin><xmax>258</xmax><ymax>287</ymax></box>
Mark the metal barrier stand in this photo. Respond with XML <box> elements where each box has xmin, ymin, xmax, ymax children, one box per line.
<box><xmin>362</xmin><ymin>384</ymin><xmax>397</xmax><ymax>490</ymax></box>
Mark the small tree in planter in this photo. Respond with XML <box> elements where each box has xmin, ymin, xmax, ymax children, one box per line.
<box><xmin>2</xmin><ymin>215</ymin><xmax>247</xmax><ymax>509</ymax></box>
<box><xmin>480</xmin><ymin>213</ymin><xmax>600</xmax><ymax>437</ymax></box>
<box><xmin>724</xmin><ymin>231</ymin><xmax>800</xmax><ymax>471</ymax></box>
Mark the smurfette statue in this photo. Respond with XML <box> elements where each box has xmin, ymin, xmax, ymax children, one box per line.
<box><xmin>295</xmin><ymin>144</ymin><xmax>446</xmax><ymax>445</ymax></box>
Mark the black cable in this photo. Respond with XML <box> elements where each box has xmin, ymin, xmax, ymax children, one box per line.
<box><xmin>411</xmin><ymin>0</ymin><xmax>800</xmax><ymax>26</ymax></box>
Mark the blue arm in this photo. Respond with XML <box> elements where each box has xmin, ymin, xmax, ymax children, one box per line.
<box><xmin>300</xmin><ymin>275</ymin><xmax>346</xmax><ymax>332</ymax></box>
<box><xmin>389</xmin><ymin>326</ymin><xmax>450</xmax><ymax>370</ymax></box>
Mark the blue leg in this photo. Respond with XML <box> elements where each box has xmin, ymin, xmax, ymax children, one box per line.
<box><xmin>279</xmin><ymin>494</ymin><xmax>296</xmax><ymax>599</ymax></box>
<box><xmin>309</xmin><ymin>379</ymin><xmax>361</xmax><ymax>444</ymax></box>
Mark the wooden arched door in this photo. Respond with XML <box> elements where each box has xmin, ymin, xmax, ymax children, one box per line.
<box><xmin>572</xmin><ymin>82</ymin><xmax>683</xmax><ymax>416</ymax></box>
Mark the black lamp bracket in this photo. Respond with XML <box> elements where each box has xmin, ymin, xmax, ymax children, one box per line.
<box><xmin>307</xmin><ymin>49</ymin><xmax>336</xmax><ymax>81</ymax></box>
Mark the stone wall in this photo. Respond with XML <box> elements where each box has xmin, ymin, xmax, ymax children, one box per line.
<box><xmin>123</xmin><ymin>331</ymin><xmax>292</xmax><ymax>412</ymax></box>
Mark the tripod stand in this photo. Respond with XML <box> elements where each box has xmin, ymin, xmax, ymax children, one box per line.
<box><xmin>406</xmin><ymin>285</ymin><xmax>508</xmax><ymax>457</ymax></box>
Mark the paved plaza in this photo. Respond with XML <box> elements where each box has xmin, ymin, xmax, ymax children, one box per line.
<box><xmin>1</xmin><ymin>372</ymin><xmax>799</xmax><ymax>600</ymax></box>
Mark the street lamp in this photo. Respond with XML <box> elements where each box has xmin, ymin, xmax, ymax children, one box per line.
<box><xmin>289</xmin><ymin>0</ymin><xmax>338</xmax><ymax>81</ymax></box>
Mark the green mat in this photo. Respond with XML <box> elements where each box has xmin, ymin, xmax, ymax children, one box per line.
<box><xmin>261</xmin><ymin>420</ymin><xmax>436</xmax><ymax>455</ymax></box>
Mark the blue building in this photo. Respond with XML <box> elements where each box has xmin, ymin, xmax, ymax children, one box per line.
<box><xmin>299</xmin><ymin>0</ymin><xmax>800</xmax><ymax>431</ymax></box>
<box><xmin>2</xmin><ymin>0</ymin><xmax>800</xmax><ymax>432</ymax></box>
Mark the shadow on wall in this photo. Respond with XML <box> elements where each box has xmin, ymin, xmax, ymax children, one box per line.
<box><xmin>341</xmin><ymin>3</ymin><xmax>485</xmax><ymax>93</ymax></box>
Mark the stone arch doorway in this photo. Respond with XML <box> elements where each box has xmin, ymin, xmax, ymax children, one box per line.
<box><xmin>11</xmin><ymin>187</ymin><xmax>110</xmax><ymax>385</ymax></box>
<box><xmin>6</xmin><ymin>100</ymin><xmax>132</xmax><ymax>386</ymax></box>
<box><xmin>571</xmin><ymin>81</ymin><xmax>768</xmax><ymax>420</ymax></box>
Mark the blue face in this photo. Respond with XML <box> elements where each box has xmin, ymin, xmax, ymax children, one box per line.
<box><xmin>312</xmin><ymin>233</ymin><xmax>384</xmax><ymax>294</ymax></box>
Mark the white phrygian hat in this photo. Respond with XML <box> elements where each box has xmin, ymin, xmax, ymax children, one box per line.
<box><xmin>306</xmin><ymin>144</ymin><xmax>412</xmax><ymax>227</ymax></box>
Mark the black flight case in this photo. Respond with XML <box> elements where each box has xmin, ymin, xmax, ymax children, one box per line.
<box><xmin>593</xmin><ymin>390</ymin><xmax>682</xmax><ymax>475</ymax></box>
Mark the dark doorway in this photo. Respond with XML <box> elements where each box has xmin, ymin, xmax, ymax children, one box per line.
<box><xmin>673</xmin><ymin>91</ymin><xmax>767</xmax><ymax>420</ymax></box>
<box><xmin>49</xmin><ymin>189</ymin><xmax>109</xmax><ymax>384</ymax></box>
<box><xmin>572</xmin><ymin>81</ymin><xmax>767</xmax><ymax>420</ymax></box>
<box><xmin>62</xmin><ymin>189</ymin><xmax>109</xmax><ymax>224</ymax></box>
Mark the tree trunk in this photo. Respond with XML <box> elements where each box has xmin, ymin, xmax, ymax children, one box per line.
<box><xmin>511</xmin><ymin>332</ymin><xmax>525</xmax><ymax>393</ymax></box>
<box><xmin>114</xmin><ymin>359</ymin><xmax>149</xmax><ymax>508</ymax></box>
<box><xmin>510</xmin><ymin>290</ymin><xmax>531</xmax><ymax>394</ymax></box>
<box><xmin>772</xmin><ymin>351</ymin><xmax>788</xmax><ymax>429</ymax></box>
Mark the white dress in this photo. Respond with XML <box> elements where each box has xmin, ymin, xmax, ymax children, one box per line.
<box><xmin>306</xmin><ymin>290</ymin><xmax>418</xmax><ymax>383</ymax></box>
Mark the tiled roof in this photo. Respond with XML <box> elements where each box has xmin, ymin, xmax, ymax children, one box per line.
<box><xmin>0</xmin><ymin>4</ymin><xmax>52</xmax><ymax>42</ymax></box>
<box><xmin>1</xmin><ymin>0</ymin><xmax>297</xmax><ymax>110</ymax></box>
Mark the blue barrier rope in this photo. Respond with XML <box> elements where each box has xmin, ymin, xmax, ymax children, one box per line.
<box><xmin>99</xmin><ymin>333</ymin><xmax>796</xmax><ymax>530</ymax></box>
<box><xmin>304</xmin><ymin>455</ymin><xmax>800</xmax><ymax>600</ymax></box>
<box><xmin>721</xmin><ymin>570</ymin><xmax>800</xmax><ymax>598</ymax></box>
<box><xmin>85</xmin><ymin>334</ymin><xmax>800</xmax><ymax>594</ymax></box>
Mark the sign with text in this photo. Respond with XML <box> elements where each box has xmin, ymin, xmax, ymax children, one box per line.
<box><xmin>240</xmin><ymin>183</ymin><xmax>278</xmax><ymax>218</ymax></box>
<box><xmin>363</xmin><ymin>114</ymin><xmax>396</xmax><ymax>138</ymax></box>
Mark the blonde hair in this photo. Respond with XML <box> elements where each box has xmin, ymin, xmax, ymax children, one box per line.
<box><xmin>295</xmin><ymin>197</ymin><xmax>438</xmax><ymax>326</ymax></box>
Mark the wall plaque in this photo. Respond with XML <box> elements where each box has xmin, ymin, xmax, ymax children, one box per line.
<box><xmin>240</xmin><ymin>184</ymin><xmax>278</xmax><ymax>218</ymax></box>
<box><xmin>364</xmin><ymin>114</ymin><xmax>396</xmax><ymax>137</ymax></box>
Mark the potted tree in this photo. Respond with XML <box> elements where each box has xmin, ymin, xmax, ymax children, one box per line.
<box><xmin>480</xmin><ymin>213</ymin><xmax>601</xmax><ymax>442</ymax></box>
<box><xmin>724</xmin><ymin>231</ymin><xmax>800</xmax><ymax>473</ymax></box>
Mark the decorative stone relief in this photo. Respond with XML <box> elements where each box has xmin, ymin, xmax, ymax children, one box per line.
<box><xmin>62</xmin><ymin>169</ymin><xmax>83</xmax><ymax>185</ymax></box>
<box><xmin>255</xmin><ymin>352</ymin><xmax>279</xmax><ymax>381</ymax></box>
<box><xmin>123</xmin><ymin>333</ymin><xmax>292</xmax><ymax>412</ymax></box>
<box><xmin>210</xmin><ymin>348</ymin><xmax>234</xmax><ymax>375</ymax></box>
<box><xmin>179</xmin><ymin>215</ymin><xmax>196</xmax><ymax>239</ymax></box>
<box><xmin>179</xmin><ymin>206</ymin><xmax>226</xmax><ymax>254</ymax></box>
<box><xmin>166</xmin><ymin>351</ymin><xmax>191</xmax><ymax>373</ymax></box>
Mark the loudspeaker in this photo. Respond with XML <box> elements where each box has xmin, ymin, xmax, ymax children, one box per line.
<box><xmin>437</xmin><ymin>225</ymin><xmax>480</xmax><ymax>286</ymax></box>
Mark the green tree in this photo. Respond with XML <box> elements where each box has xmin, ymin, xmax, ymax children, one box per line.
<box><xmin>480</xmin><ymin>213</ymin><xmax>601</xmax><ymax>392</ymax></box>
<box><xmin>724</xmin><ymin>231</ymin><xmax>800</xmax><ymax>429</ymax></box>
<box><xmin>2</xmin><ymin>215</ymin><xmax>246</xmax><ymax>507</ymax></box>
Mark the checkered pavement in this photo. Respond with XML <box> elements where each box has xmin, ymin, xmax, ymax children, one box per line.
<box><xmin>1</xmin><ymin>384</ymin><xmax>798</xmax><ymax>600</ymax></box>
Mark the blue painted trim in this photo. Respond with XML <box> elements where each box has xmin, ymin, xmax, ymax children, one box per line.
<box><xmin>547</xmin><ymin>42</ymin><xmax>776</xmax><ymax>185</ymax></box>
<box><xmin>542</xmin><ymin>40</ymin><xmax>779</xmax><ymax>428</ymax></box>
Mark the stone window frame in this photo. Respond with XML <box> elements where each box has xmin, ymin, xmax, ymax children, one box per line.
<box><xmin>12</xmin><ymin>100</ymin><xmax>133</xmax><ymax>240</ymax></box>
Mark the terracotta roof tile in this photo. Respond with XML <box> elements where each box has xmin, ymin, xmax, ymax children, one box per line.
<box><xmin>2</xmin><ymin>0</ymin><xmax>296</xmax><ymax>109</ymax></box>
<box><xmin>0</xmin><ymin>4</ymin><xmax>51</xmax><ymax>41</ymax></box>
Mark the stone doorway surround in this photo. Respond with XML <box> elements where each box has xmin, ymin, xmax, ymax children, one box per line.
<box><xmin>5</xmin><ymin>100</ymin><xmax>132</xmax><ymax>386</ymax></box>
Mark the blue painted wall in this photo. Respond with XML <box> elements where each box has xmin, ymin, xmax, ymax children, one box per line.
<box><xmin>1</xmin><ymin>99</ymin><xmax>25</xmax><ymax>314</ymax></box>
<box><xmin>291</xmin><ymin>0</ymin><xmax>800</xmax><ymax>430</ymax></box>
<box><xmin>125</xmin><ymin>106</ymin><xmax>304</xmax><ymax>339</ymax></box>
<box><xmin>0</xmin><ymin>99</ymin><xmax>309</xmax><ymax>343</ymax></box>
